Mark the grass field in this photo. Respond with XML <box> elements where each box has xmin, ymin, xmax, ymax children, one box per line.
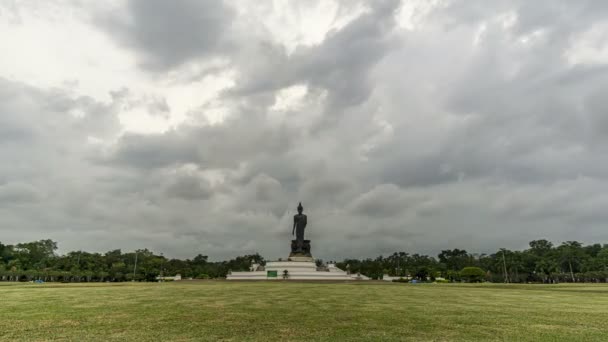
<box><xmin>1</xmin><ymin>281</ymin><xmax>607</xmax><ymax>341</ymax></box>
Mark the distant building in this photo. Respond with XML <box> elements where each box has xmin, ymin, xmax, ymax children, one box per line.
<box><xmin>383</xmin><ymin>275</ymin><xmax>412</xmax><ymax>282</ymax></box>
<box><xmin>156</xmin><ymin>274</ymin><xmax>182</xmax><ymax>281</ymax></box>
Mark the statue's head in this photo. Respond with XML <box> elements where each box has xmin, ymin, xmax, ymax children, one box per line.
<box><xmin>297</xmin><ymin>202</ymin><xmax>303</xmax><ymax>214</ymax></box>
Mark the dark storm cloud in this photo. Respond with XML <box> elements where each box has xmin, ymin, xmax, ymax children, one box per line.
<box><xmin>229</xmin><ymin>0</ymin><xmax>402</xmax><ymax>127</ymax></box>
<box><xmin>4</xmin><ymin>0</ymin><xmax>608</xmax><ymax>260</ymax></box>
<box><xmin>165</xmin><ymin>173</ymin><xmax>212</xmax><ymax>200</ymax></box>
<box><xmin>93</xmin><ymin>0</ymin><xmax>608</xmax><ymax>258</ymax></box>
<box><xmin>0</xmin><ymin>77</ymin><xmax>130</xmax><ymax>251</ymax></box>
<box><xmin>107</xmin><ymin>114</ymin><xmax>294</xmax><ymax>170</ymax></box>
<box><xmin>109</xmin><ymin>131</ymin><xmax>198</xmax><ymax>169</ymax></box>
<box><xmin>0</xmin><ymin>77</ymin><xmax>120</xmax><ymax>151</ymax></box>
<box><xmin>97</xmin><ymin>0</ymin><xmax>235</xmax><ymax>70</ymax></box>
<box><xmin>0</xmin><ymin>182</ymin><xmax>42</xmax><ymax>204</ymax></box>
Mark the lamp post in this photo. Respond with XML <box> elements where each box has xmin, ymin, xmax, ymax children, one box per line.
<box><xmin>501</xmin><ymin>249</ymin><xmax>509</xmax><ymax>283</ymax></box>
<box><xmin>160</xmin><ymin>253</ymin><xmax>164</xmax><ymax>282</ymax></box>
<box><xmin>132</xmin><ymin>251</ymin><xmax>138</xmax><ymax>282</ymax></box>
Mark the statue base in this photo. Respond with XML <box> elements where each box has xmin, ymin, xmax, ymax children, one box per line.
<box><xmin>289</xmin><ymin>240</ymin><xmax>312</xmax><ymax>260</ymax></box>
<box><xmin>288</xmin><ymin>256</ymin><xmax>315</xmax><ymax>262</ymax></box>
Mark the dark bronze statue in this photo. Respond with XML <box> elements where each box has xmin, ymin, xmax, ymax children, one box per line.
<box><xmin>292</xmin><ymin>202</ymin><xmax>308</xmax><ymax>253</ymax></box>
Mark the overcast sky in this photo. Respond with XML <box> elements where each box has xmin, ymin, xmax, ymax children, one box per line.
<box><xmin>1</xmin><ymin>0</ymin><xmax>608</xmax><ymax>260</ymax></box>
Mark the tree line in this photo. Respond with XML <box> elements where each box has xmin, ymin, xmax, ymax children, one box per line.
<box><xmin>337</xmin><ymin>240</ymin><xmax>608</xmax><ymax>283</ymax></box>
<box><xmin>0</xmin><ymin>239</ymin><xmax>263</xmax><ymax>282</ymax></box>
<box><xmin>1</xmin><ymin>239</ymin><xmax>607</xmax><ymax>283</ymax></box>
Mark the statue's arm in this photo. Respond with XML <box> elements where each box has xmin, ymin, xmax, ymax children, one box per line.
<box><xmin>303</xmin><ymin>215</ymin><xmax>307</xmax><ymax>228</ymax></box>
<box><xmin>292</xmin><ymin>216</ymin><xmax>296</xmax><ymax>235</ymax></box>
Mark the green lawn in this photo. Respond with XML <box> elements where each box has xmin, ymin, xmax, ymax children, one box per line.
<box><xmin>1</xmin><ymin>282</ymin><xmax>607</xmax><ymax>341</ymax></box>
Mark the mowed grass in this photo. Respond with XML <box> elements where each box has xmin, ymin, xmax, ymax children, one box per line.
<box><xmin>1</xmin><ymin>282</ymin><xmax>607</xmax><ymax>341</ymax></box>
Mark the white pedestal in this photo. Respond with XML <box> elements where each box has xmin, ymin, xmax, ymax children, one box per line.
<box><xmin>227</xmin><ymin>260</ymin><xmax>361</xmax><ymax>281</ymax></box>
<box><xmin>288</xmin><ymin>256</ymin><xmax>314</xmax><ymax>262</ymax></box>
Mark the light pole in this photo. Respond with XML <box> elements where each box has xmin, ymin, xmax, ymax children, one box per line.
<box><xmin>132</xmin><ymin>251</ymin><xmax>138</xmax><ymax>282</ymax></box>
<box><xmin>501</xmin><ymin>249</ymin><xmax>509</xmax><ymax>283</ymax></box>
<box><xmin>397</xmin><ymin>256</ymin><xmax>400</xmax><ymax>277</ymax></box>
<box><xmin>159</xmin><ymin>253</ymin><xmax>164</xmax><ymax>282</ymax></box>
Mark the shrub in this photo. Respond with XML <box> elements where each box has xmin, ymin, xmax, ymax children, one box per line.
<box><xmin>392</xmin><ymin>277</ymin><xmax>409</xmax><ymax>283</ymax></box>
<box><xmin>460</xmin><ymin>267</ymin><xmax>486</xmax><ymax>283</ymax></box>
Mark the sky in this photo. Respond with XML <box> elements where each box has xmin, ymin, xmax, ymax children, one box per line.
<box><xmin>1</xmin><ymin>0</ymin><xmax>608</xmax><ymax>260</ymax></box>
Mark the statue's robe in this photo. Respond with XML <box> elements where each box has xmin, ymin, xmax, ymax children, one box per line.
<box><xmin>294</xmin><ymin>214</ymin><xmax>307</xmax><ymax>244</ymax></box>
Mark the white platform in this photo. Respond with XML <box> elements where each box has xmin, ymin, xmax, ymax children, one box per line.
<box><xmin>267</xmin><ymin>261</ymin><xmax>317</xmax><ymax>272</ymax></box>
<box><xmin>227</xmin><ymin>261</ymin><xmax>364</xmax><ymax>281</ymax></box>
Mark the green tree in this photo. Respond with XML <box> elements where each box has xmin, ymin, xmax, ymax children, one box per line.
<box><xmin>557</xmin><ymin>241</ymin><xmax>586</xmax><ymax>282</ymax></box>
<box><xmin>460</xmin><ymin>267</ymin><xmax>485</xmax><ymax>283</ymax></box>
<box><xmin>438</xmin><ymin>249</ymin><xmax>472</xmax><ymax>272</ymax></box>
<box><xmin>13</xmin><ymin>239</ymin><xmax>57</xmax><ymax>270</ymax></box>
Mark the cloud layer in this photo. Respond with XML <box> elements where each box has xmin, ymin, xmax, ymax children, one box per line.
<box><xmin>1</xmin><ymin>0</ymin><xmax>608</xmax><ymax>259</ymax></box>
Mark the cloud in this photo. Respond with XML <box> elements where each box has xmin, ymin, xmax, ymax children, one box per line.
<box><xmin>106</xmin><ymin>114</ymin><xmax>294</xmax><ymax>170</ymax></box>
<box><xmin>165</xmin><ymin>172</ymin><xmax>213</xmax><ymax>201</ymax></box>
<box><xmin>97</xmin><ymin>0</ymin><xmax>236</xmax><ymax>70</ymax></box>
<box><xmin>229</xmin><ymin>0</ymin><xmax>402</xmax><ymax>126</ymax></box>
<box><xmin>0</xmin><ymin>182</ymin><xmax>42</xmax><ymax>203</ymax></box>
<box><xmin>2</xmin><ymin>0</ymin><xmax>608</xmax><ymax>260</ymax></box>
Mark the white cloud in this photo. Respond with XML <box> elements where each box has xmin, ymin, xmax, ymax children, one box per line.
<box><xmin>566</xmin><ymin>22</ymin><xmax>608</xmax><ymax>66</ymax></box>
